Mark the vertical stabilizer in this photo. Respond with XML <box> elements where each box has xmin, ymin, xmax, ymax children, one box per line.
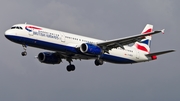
<box><xmin>132</xmin><ymin>24</ymin><xmax>153</xmax><ymax>53</ymax></box>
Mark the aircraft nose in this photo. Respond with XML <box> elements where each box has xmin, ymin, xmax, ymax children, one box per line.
<box><xmin>5</xmin><ymin>29</ymin><xmax>16</xmax><ymax>39</ymax></box>
<box><xmin>5</xmin><ymin>30</ymin><xmax>9</xmax><ymax>38</ymax></box>
<box><xmin>5</xmin><ymin>29</ymin><xmax>10</xmax><ymax>36</ymax></box>
<box><xmin>5</xmin><ymin>30</ymin><xmax>9</xmax><ymax>39</ymax></box>
<box><xmin>5</xmin><ymin>29</ymin><xmax>15</xmax><ymax>36</ymax></box>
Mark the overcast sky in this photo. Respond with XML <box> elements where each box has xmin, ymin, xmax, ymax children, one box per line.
<box><xmin>0</xmin><ymin>0</ymin><xmax>179</xmax><ymax>101</ymax></box>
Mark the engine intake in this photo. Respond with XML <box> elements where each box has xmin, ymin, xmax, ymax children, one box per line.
<box><xmin>80</xmin><ymin>43</ymin><xmax>102</xmax><ymax>55</ymax></box>
<box><xmin>38</xmin><ymin>52</ymin><xmax>61</xmax><ymax>64</ymax></box>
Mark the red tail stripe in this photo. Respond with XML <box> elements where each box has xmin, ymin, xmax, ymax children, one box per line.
<box><xmin>143</xmin><ymin>28</ymin><xmax>152</xmax><ymax>34</ymax></box>
<box><xmin>136</xmin><ymin>44</ymin><xmax>148</xmax><ymax>52</ymax></box>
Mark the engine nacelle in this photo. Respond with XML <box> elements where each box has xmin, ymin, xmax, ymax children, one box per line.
<box><xmin>38</xmin><ymin>52</ymin><xmax>61</xmax><ymax>64</ymax></box>
<box><xmin>80</xmin><ymin>43</ymin><xmax>102</xmax><ymax>55</ymax></box>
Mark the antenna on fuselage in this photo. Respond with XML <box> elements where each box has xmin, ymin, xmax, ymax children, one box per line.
<box><xmin>25</xmin><ymin>22</ymin><xmax>27</xmax><ymax>25</ymax></box>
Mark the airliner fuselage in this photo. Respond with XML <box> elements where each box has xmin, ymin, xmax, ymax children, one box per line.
<box><xmin>5</xmin><ymin>24</ymin><xmax>174</xmax><ymax>72</ymax></box>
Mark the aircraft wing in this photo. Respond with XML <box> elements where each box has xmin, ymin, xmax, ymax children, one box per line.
<box><xmin>97</xmin><ymin>29</ymin><xmax>164</xmax><ymax>51</ymax></box>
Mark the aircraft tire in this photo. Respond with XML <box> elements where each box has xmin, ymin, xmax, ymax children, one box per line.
<box><xmin>66</xmin><ymin>65</ymin><xmax>75</xmax><ymax>72</ymax></box>
<box><xmin>95</xmin><ymin>59</ymin><xmax>100</xmax><ymax>66</ymax></box>
<box><xmin>95</xmin><ymin>59</ymin><xmax>103</xmax><ymax>66</ymax></box>
<box><xmin>21</xmin><ymin>51</ymin><xmax>27</xmax><ymax>56</ymax></box>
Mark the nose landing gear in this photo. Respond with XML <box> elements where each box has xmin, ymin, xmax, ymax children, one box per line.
<box><xmin>21</xmin><ymin>51</ymin><xmax>27</xmax><ymax>56</ymax></box>
<box><xmin>21</xmin><ymin>45</ymin><xmax>27</xmax><ymax>56</ymax></box>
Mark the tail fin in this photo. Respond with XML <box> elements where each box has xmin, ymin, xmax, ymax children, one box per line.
<box><xmin>132</xmin><ymin>24</ymin><xmax>153</xmax><ymax>53</ymax></box>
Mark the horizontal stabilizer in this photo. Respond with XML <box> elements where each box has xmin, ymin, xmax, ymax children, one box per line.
<box><xmin>146</xmin><ymin>50</ymin><xmax>175</xmax><ymax>57</ymax></box>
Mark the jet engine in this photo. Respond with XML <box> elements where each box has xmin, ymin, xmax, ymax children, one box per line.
<box><xmin>38</xmin><ymin>52</ymin><xmax>62</xmax><ymax>64</ymax></box>
<box><xmin>80</xmin><ymin>43</ymin><xmax>102</xmax><ymax>55</ymax></box>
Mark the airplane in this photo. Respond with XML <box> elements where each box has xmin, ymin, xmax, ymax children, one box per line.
<box><xmin>5</xmin><ymin>23</ymin><xmax>174</xmax><ymax>72</ymax></box>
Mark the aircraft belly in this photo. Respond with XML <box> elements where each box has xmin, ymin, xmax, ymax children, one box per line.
<box><xmin>6</xmin><ymin>35</ymin><xmax>144</xmax><ymax>64</ymax></box>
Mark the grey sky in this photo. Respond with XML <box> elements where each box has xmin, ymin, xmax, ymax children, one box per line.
<box><xmin>0</xmin><ymin>0</ymin><xmax>179</xmax><ymax>101</ymax></box>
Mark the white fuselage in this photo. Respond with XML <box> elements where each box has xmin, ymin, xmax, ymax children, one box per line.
<box><xmin>5</xmin><ymin>24</ymin><xmax>150</xmax><ymax>64</ymax></box>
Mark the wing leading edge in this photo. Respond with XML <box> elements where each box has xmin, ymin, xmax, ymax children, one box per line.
<box><xmin>97</xmin><ymin>29</ymin><xmax>165</xmax><ymax>51</ymax></box>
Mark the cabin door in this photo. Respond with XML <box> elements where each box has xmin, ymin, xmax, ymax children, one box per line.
<box><xmin>60</xmin><ymin>32</ymin><xmax>65</xmax><ymax>42</ymax></box>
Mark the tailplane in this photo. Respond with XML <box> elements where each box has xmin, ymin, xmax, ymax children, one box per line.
<box><xmin>146</xmin><ymin>50</ymin><xmax>175</xmax><ymax>60</ymax></box>
<box><xmin>132</xmin><ymin>24</ymin><xmax>153</xmax><ymax>53</ymax></box>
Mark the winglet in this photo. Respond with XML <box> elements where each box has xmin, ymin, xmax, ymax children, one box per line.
<box><xmin>161</xmin><ymin>29</ymin><xmax>165</xmax><ymax>34</ymax></box>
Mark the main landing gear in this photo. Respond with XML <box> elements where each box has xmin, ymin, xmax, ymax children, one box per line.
<box><xmin>21</xmin><ymin>45</ymin><xmax>27</xmax><ymax>56</ymax></box>
<box><xmin>94</xmin><ymin>59</ymin><xmax>103</xmax><ymax>66</ymax></box>
<box><xmin>66</xmin><ymin>58</ymin><xmax>75</xmax><ymax>72</ymax></box>
<box><xmin>66</xmin><ymin>64</ymin><xmax>75</xmax><ymax>72</ymax></box>
<box><xmin>66</xmin><ymin>59</ymin><xmax>103</xmax><ymax>72</ymax></box>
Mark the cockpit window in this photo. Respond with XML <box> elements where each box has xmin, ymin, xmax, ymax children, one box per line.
<box><xmin>11</xmin><ymin>26</ymin><xmax>23</xmax><ymax>30</ymax></box>
<box><xmin>11</xmin><ymin>26</ymin><xmax>16</xmax><ymax>29</ymax></box>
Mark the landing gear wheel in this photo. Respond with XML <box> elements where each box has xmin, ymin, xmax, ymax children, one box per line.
<box><xmin>71</xmin><ymin>65</ymin><xmax>75</xmax><ymax>71</ymax></box>
<box><xmin>67</xmin><ymin>65</ymin><xmax>71</xmax><ymax>72</ymax></box>
<box><xmin>21</xmin><ymin>51</ymin><xmax>27</xmax><ymax>56</ymax></box>
<box><xmin>21</xmin><ymin>44</ymin><xmax>27</xmax><ymax>56</ymax></box>
<box><xmin>95</xmin><ymin>59</ymin><xmax>100</xmax><ymax>66</ymax></box>
<box><xmin>66</xmin><ymin>65</ymin><xmax>76</xmax><ymax>72</ymax></box>
<box><xmin>95</xmin><ymin>59</ymin><xmax>103</xmax><ymax>66</ymax></box>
